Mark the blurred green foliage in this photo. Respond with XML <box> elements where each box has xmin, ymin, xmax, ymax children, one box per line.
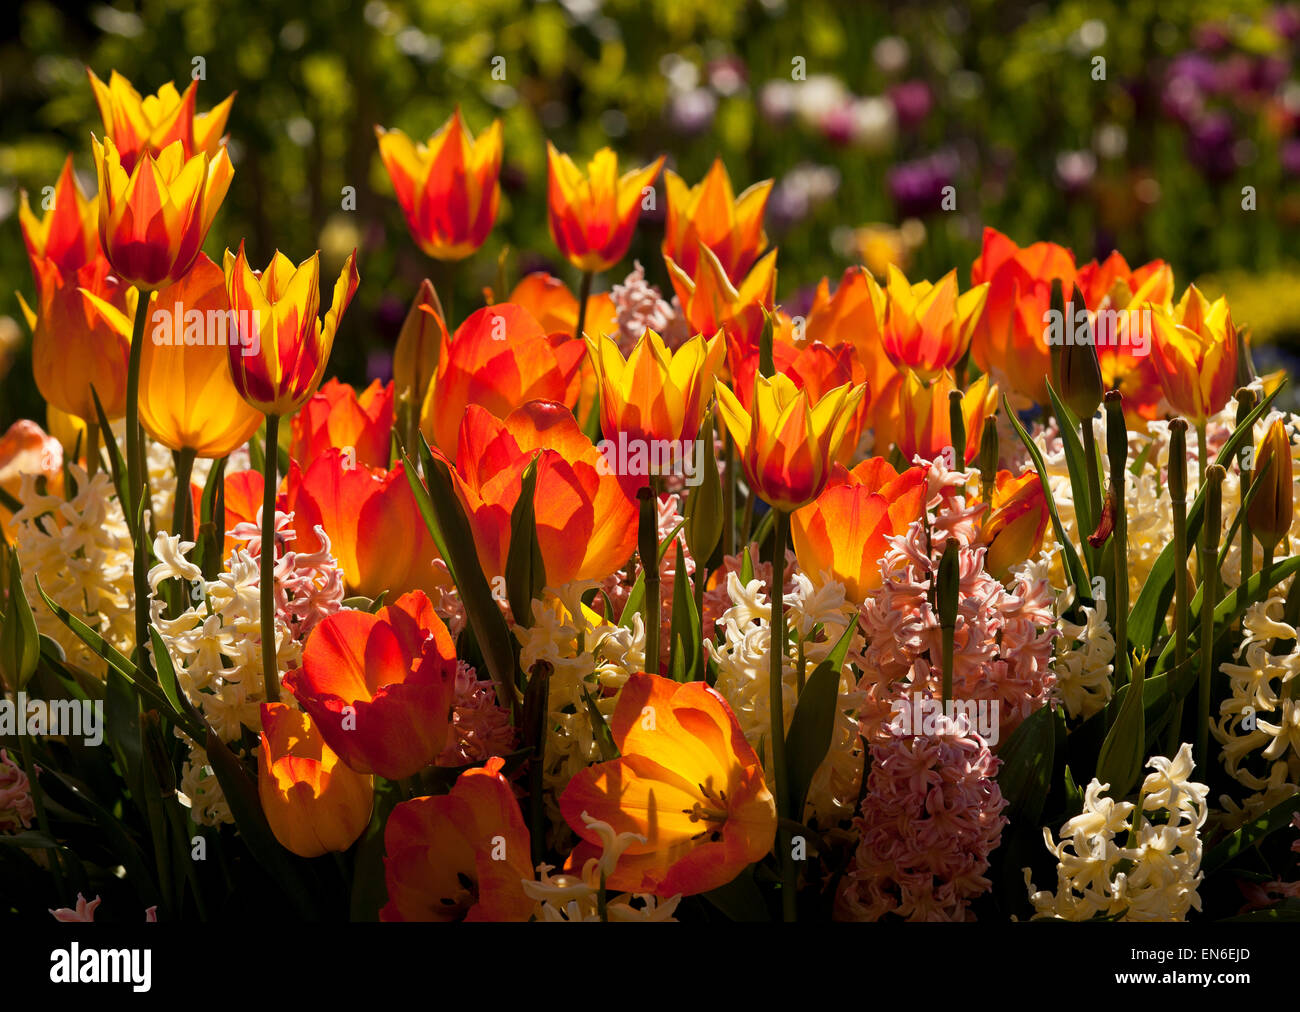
<box><xmin>2</xmin><ymin>0</ymin><xmax>1299</xmax><ymax>430</ymax></box>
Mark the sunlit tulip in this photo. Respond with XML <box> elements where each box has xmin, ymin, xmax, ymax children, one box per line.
<box><xmin>727</xmin><ymin>335</ymin><xmax>871</xmax><ymax>467</ymax></box>
<box><xmin>507</xmin><ymin>271</ymin><xmax>618</xmax><ymax>338</ymax></box>
<box><xmin>285</xmin><ymin>592</ymin><xmax>457</xmax><ymax>779</ymax></box>
<box><xmin>290</xmin><ymin>378</ymin><xmax>394</xmax><ymax>470</ymax></box>
<box><xmin>560</xmin><ymin>672</ymin><xmax>776</xmax><ymax>897</ymax></box>
<box><xmin>392</xmin><ymin>279</ymin><xmax>443</xmax><ymax>422</ymax></box>
<box><xmin>417</xmin><ymin>303</ymin><xmax>585</xmax><ymax>456</ymax></box>
<box><xmin>978</xmin><ymin>469</ymin><xmax>1049</xmax><ymax>580</ymax></box>
<box><xmin>258</xmin><ymin>702</ymin><xmax>373</xmax><ymax>858</ymax></box>
<box><xmin>286</xmin><ymin>449</ymin><xmax>446</xmax><ymax>600</ymax></box>
<box><xmin>662</xmin><ymin>158</ymin><xmax>772</xmax><ymax>283</ymax></box>
<box><xmin>586</xmin><ymin>328</ymin><xmax>724</xmax><ymax>447</ymax></box>
<box><xmin>223</xmin><ymin>242</ymin><xmax>360</xmax><ymax>417</ymax></box>
<box><xmin>791</xmin><ymin>458</ymin><xmax>927</xmax><ymax>600</ymax></box>
<box><xmin>380</xmin><ymin>757</ymin><xmax>534</xmax><ymax>922</ymax></box>
<box><xmin>666</xmin><ymin>244</ymin><xmax>776</xmax><ymax>353</ymax></box>
<box><xmin>0</xmin><ymin>420</ymin><xmax>62</xmax><ymax>537</ymax></box>
<box><xmin>17</xmin><ymin>158</ymin><xmax>131</xmax><ymax>420</ymax></box>
<box><xmin>120</xmin><ymin>253</ymin><xmax>262</xmax><ymax>457</ymax></box>
<box><xmin>92</xmin><ymin>134</ymin><xmax>233</xmax><ymax>290</ymax></box>
<box><xmin>715</xmin><ymin>371</ymin><xmax>867</xmax><ymax>512</ymax></box>
<box><xmin>1149</xmin><ymin>284</ymin><xmax>1238</xmax><ymax>426</ymax></box>
<box><xmin>375</xmin><ymin>110</ymin><xmax>503</xmax><ymax>261</ymax></box>
<box><xmin>895</xmin><ymin>369</ymin><xmax>997</xmax><ymax>466</ymax></box>
<box><xmin>1075</xmin><ymin>252</ymin><xmax>1173</xmax><ymax>422</ymax></box>
<box><xmin>88</xmin><ymin>68</ymin><xmax>234</xmax><ymax>174</ymax></box>
<box><xmin>880</xmin><ymin>266</ymin><xmax>986</xmax><ymax>381</ymax></box>
<box><xmin>970</xmin><ymin>227</ymin><xmax>1075</xmax><ymax>405</ymax></box>
<box><xmin>441</xmin><ymin>401</ymin><xmax>638</xmax><ymax>585</ymax></box>
<box><xmin>546</xmin><ymin>144</ymin><xmax>664</xmax><ymax>273</ymax></box>
<box><xmin>1247</xmin><ymin>419</ymin><xmax>1294</xmax><ymax>552</ymax></box>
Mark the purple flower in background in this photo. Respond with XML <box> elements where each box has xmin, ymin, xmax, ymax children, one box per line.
<box><xmin>888</xmin><ymin>80</ymin><xmax>932</xmax><ymax>131</ymax></box>
<box><xmin>1187</xmin><ymin>112</ymin><xmax>1238</xmax><ymax>179</ymax></box>
<box><xmin>887</xmin><ymin>150</ymin><xmax>957</xmax><ymax>217</ymax></box>
<box><xmin>367</xmin><ymin>348</ymin><xmax>394</xmax><ymax>384</ymax></box>
<box><xmin>1055</xmin><ymin>150</ymin><xmax>1096</xmax><ymax>193</ymax></box>
<box><xmin>1273</xmin><ymin>4</ymin><xmax>1300</xmax><ymax>41</ymax></box>
<box><xmin>667</xmin><ymin>87</ymin><xmax>717</xmax><ymax>134</ymax></box>
<box><xmin>707</xmin><ymin>56</ymin><xmax>747</xmax><ymax>96</ymax></box>
<box><xmin>821</xmin><ymin>103</ymin><xmax>856</xmax><ymax>146</ymax></box>
<box><xmin>1193</xmin><ymin>22</ymin><xmax>1232</xmax><ymax>53</ymax></box>
<box><xmin>1282</xmin><ymin>138</ymin><xmax>1300</xmax><ymax>178</ymax></box>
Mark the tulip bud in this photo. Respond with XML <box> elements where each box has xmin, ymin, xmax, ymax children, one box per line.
<box><xmin>685</xmin><ymin>412</ymin><xmax>723</xmax><ymax>566</ymax></box>
<box><xmin>1057</xmin><ymin>282</ymin><xmax>1104</xmax><ymax>421</ymax></box>
<box><xmin>978</xmin><ymin>418</ymin><xmax>999</xmax><ymax>507</ymax></box>
<box><xmin>0</xmin><ymin>550</ymin><xmax>38</xmax><ymax>691</ymax></box>
<box><xmin>393</xmin><ymin>279</ymin><xmax>445</xmax><ymax>415</ymax></box>
<box><xmin>1168</xmin><ymin>418</ymin><xmax>1188</xmax><ymax>505</ymax></box>
<box><xmin>1247</xmin><ymin>418</ymin><xmax>1294</xmax><ymax>552</ymax></box>
<box><xmin>948</xmin><ymin>389</ymin><xmax>966</xmax><ymax>467</ymax></box>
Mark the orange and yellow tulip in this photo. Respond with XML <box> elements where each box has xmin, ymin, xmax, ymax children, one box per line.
<box><xmin>880</xmin><ymin>266</ymin><xmax>987</xmax><ymax>381</ymax></box>
<box><xmin>559</xmin><ymin>672</ymin><xmax>776</xmax><ymax>897</ymax></box>
<box><xmin>791</xmin><ymin>458</ymin><xmax>927</xmax><ymax>600</ymax></box>
<box><xmin>88</xmin><ymin>68</ymin><xmax>233</xmax><ymax>175</ymax></box>
<box><xmin>1149</xmin><ymin>284</ymin><xmax>1238</xmax><ymax>427</ymax></box>
<box><xmin>417</xmin><ymin>303</ymin><xmax>585</xmax><ymax>456</ymax></box>
<box><xmin>92</xmin><ymin>135</ymin><xmax>233</xmax><ymax>290</ymax></box>
<box><xmin>546</xmin><ymin>144</ymin><xmax>664</xmax><ymax>273</ymax></box>
<box><xmin>285</xmin><ymin>591</ymin><xmax>457</xmax><ymax>780</ymax></box>
<box><xmin>106</xmin><ymin>253</ymin><xmax>263</xmax><ymax>457</ymax></box>
<box><xmin>375</xmin><ymin>110</ymin><xmax>503</xmax><ymax>261</ymax></box>
<box><xmin>1247</xmin><ymin>418</ymin><xmax>1294</xmax><ymax>552</ymax></box>
<box><xmin>662</xmin><ymin>158</ymin><xmax>772</xmax><ymax>284</ymax></box>
<box><xmin>895</xmin><ymin>369</ymin><xmax>997</xmax><ymax>467</ymax></box>
<box><xmin>0</xmin><ymin>420</ymin><xmax>62</xmax><ymax>538</ymax></box>
<box><xmin>666</xmin><ymin>244</ymin><xmax>776</xmax><ymax>353</ymax></box>
<box><xmin>290</xmin><ymin>378</ymin><xmax>394</xmax><ymax>470</ymax></box>
<box><xmin>223</xmin><ymin>242</ymin><xmax>360</xmax><ymax>417</ymax></box>
<box><xmin>586</xmin><ymin>328</ymin><xmax>724</xmax><ymax>447</ymax></box>
<box><xmin>17</xmin><ymin>157</ymin><xmax>131</xmax><ymax>421</ymax></box>
<box><xmin>442</xmin><ymin>401</ymin><xmax>638</xmax><ymax>586</ymax></box>
<box><xmin>258</xmin><ymin>702</ymin><xmax>373</xmax><ymax>858</ymax></box>
<box><xmin>286</xmin><ymin>449</ymin><xmax>445</xmax><ymax>600</ymax></box>
<box><xmin>380</xmin><ymin>757</ymin><xmax>534</xmax><ymax>922</ymax></box>
<box><xmin>970</xmin><ymin>227</ymin><xmax>1075</xmax><ymax>406</ymax></box>
<box><xmin>715</xmin><ymin>370</ymin><xmax>867</xmax><ymax>512</ymax></box>
<box><xmin>978</xmin><ymin>469</ymin><xmax>1050</xmax><ymax>580</ymax></box>
<box><xmin>507</xmin><ymin>271</ymin><xmax>618</xmax><ymax>338</ymax></box>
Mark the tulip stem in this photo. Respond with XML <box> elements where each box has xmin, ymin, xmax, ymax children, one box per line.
<box><xmin>124</xmin><ymin>288</ymin><xmax>153</xmax><ymax>676</ymax></box>
<box><xmin>575</xmin><ymin>270</ymin><xmax>593</xmax><ymax>342</ymax></box>
<box><xmin>1165</xmin><ymin>423</ymin><xmax>1189</xmax><ymax>757</ymax></box>
<box><xmin>172</xmin><ymin>448</ymin><xmax>197</xmax><ymax>545</ymax></box>
<box><xmin>769</xmin><ymin>509</ymin><xmax>796</xmax><ymax>922</ymax></box>
<box><xmin>260</xmin><ymin>414</ymin><xmax>281</xmax><ymax>704</ymax></box>
<box><xmin>85</xmin><ymin>420</ymin><xmax>99</xmax><ymax>479</ymax></box>
<box><xmin>1196</xmin><ymin>467</ymin><xmax>1224</xmax><ymax>772</ymax></box>
<box><xmin>722</xmin><ymin>429</ymin><xmax>736</xmax><ymax>559</ymax></box>
<box><xmin>1080</xmin><ymin>420</ymin><xmax>1103</xmax><ymax>545</ymax></box>
<box><xmin>638</xmin><ymin>489</ymin><xmax>660</xmax><ymax>675</ymax></box>
<box><xmin>1196</xmin><ymin>421</ymin><xmax>1208</xmax><ymax>488</ymax></box>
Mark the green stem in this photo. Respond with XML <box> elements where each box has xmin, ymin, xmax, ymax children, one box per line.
<box><xmin>85</xmin><ymin>420</ymin><xmax>99</xmax><ymax>480</ymax></box>
<box><xmin>1261</xmin><ymin>545</ymin><xmax>1275</xmax><ymax>613</ymax></box>
<box><xmin>172</xmin><ymin>448</ymin><xmax>197</xmax><ymax>544</ymax></box>
<box><xmin>722</xmin><ymin>432</ymin><xmax>736</xmax><ymax>559</ymax></box>
<box><xmin>124</xmin><ymin>294</ymin><xmax>153</xmax><ymax>677</ymax></box>
<box><xmin>575</xmin><ymin>270</ymin><xmax>594</xmax><ymax>341</ymax></box>
<box><xmin>1196</xmin><ymin>468</ymin><xmax>1223</xmax><ymax>772</ymax></box>
<box><xmin>1166</xmin><ymin>492</ymin><xmax>1189</xmax><ymax>756</ymax></box>
<box><xmin>769</xmin><ymin>509</ymin><xmax>796</xmax><ymax>922</ymax></box>
<box><xmin>1080</xmin><ymin>421</ymin><xmax>1103</xmax><ymax>539</ymax></box>
<box><xmin>260</xmin><ymin>415</ymin><xmax>281</xmax><ymax>704</ymax></box>
<box><xmin>1196</xmin><ymin>421</ymin><xmax>1208</xmax><ymax>488</ymax></box>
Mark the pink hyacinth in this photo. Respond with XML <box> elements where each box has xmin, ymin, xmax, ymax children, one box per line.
<box><xmin>835</xmin><ymin>713</ymin><xmax>1007</xmax><ymax>922</ymax></box>
<box><xmin>49</xmin><ymin>895</ymin><xmax>158</xmax><ymax>922</ymax></box>
<box><xmin>437</xmin><ymin>661</ymin><xmax>518</xmax><ymax>767</ymax></box>
<box><xmin>0</xmin><ymin>749</ymin><xmax>35</xmax><ymax>833</ymax></box>
<box><xmin>231</xmin><ymin>509</ymin><xmax>345</xmax><ymax>641</ymax></box>
<box><xmin>854</xmin><ymin>509</ymin><xmax>1057</xmax><ymax>745</ymax></box>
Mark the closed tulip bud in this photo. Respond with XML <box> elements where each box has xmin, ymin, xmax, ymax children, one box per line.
<box><xmin>1168</xmin><ymin>418</ymin><xmax>1188</xmax><ymax>504</ymax></box>
<box><xmin>685</xmin><ymin>413</ymin><xmax>724</xmax><ymax>566</ymax></box>
<box><xmin>546</xmin><ymin>144</ymin><xmax>665</xmax><ymax>273</ymax></box>
<box><xmin>92</xmin><ymin>134</ymin><xmax>233</xmax><ymax>290</ymax></box>
<box><xmin>1248</xmin><ymin>419</ymin><xmax>1294</xmax><ymax>552</ymax></box>
<box><xmin>392</xmin><ymin>279</ymin><xmax>443</xmax><ymax>415</ymax></box>
<box><xmin>258</xmin><ymin>702</ymin><xmax>373</xmax><ymax>858</ymax></box>
<box><xmin>375</xmin><ymin>110</ymin><xmax>503</xmax><ymax>261</ymax></box>
<box><xmin>1056</xmin><ymin>282</ymin><xmax>1104</xmax><ymax>420</ymax></box>
<box><xmin>223</xmin><ymin>242</ymin><xmax>360</xmax><ymax>417</ymax></box>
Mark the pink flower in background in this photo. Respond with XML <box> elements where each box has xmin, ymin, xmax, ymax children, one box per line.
<box><xmin>0</xmin><ymin>749</ymin><xmax>35</xmax><ymax>833</ymax></box>
<box><xmin>836</xmin><ymin>713</ymin><xmax>1007</xmax><ymax>922</ymax></box>
<box><xmin>49</xmin><ymin>894</ymin><xmax>102</xmax><ymax>922</ymax></box>
<box><xmin>231</xmin><ymin>510</ymin><xmax>345</xmax><ymax>642</ymax></box>
<box><xmin>437</xmin><ymin>661</ymin><xmax>517</xmax><ymax>767</ymax></box>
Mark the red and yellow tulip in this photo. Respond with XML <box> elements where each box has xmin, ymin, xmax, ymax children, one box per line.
<box><xmin>662</xmin><ymin>158</ymin><xmax>772</xmax><ymax>284</ymax></box>
<box><xmin>375</xmin><ymin>110</ymin><xmax>503</xmax><ymax>261</ymax></box>
<box><xmin>223</xmin><ymin>242</ymin><xmax>360</xmax><ymax>417</ymax></box>
<box><xmin>417</xmin><ymin>303</ymin><xmax>585</xmax><ymax>456</ymax></box>
<box><xmin>92</xmin><ymin>135</ymin><xmax>233</xmax><ymax>290</ymax></box>
<box><xmin>895</xmin><ymin>369</ymin><xmax>997</xmax><ymax>467</ymax></box>
<box><xmin>17</xmin><ymin>157</ymin><xmax>131</xmax><ymax>421</ymax></box>
<box><xmin>508</xmin><ymin>271</ymin><xmax>618</xmax><ymax>339</ymax></box>
<box><xmin>546</xmin><ymin>144</ymin><xmax>664</xmax><ymax>273</ymax></box>
<box><xmin>880</xmin><ymin>266</ymin><xmax>987</xmax><ymax>381</ymax></box>
<box><xmin>586</xmin><ymin>328</ymin><xmax>724</xmax><ymax>447</ymax></box>
<box><xmin>290</xmin><ymin>378</ymin><xmax>394</xmax><ymax>470</ymax></box>
<box><xmin>443</xmin><ymin>401</ymin><xmax>639</xmax><ymax>586</ymax></box>
<box><xmin>970</xmin><ymin>227</ymin><xmax>1075</xmax><ymax>406</ymax></box>
<box><xmin>381</xmin><ymin>757</ymin><xmax>534</xmax><ymax>922</ymax></box>
<box><xmin>715</xmin><ymin>370</ymin><xmax>867</xmax><ymax>512</ymax></box>
<box><xmin>791</xmin><ymin>458</ymin><xmax>927</xmax><ymax>600</ymax></box>
<box><xmin>258</xmin><ymin>702</ymin><xmax>373</xmax><ymax>858</ymax></box>
<box><xmin>559</xmin><ymin>672</ymin><xmax>776</xmax><ymax>897</ymax></box>
<box><xmin>666</xmin><ymin>244</ymin><xmax>777</xmax><ymax>354</ymax></box>
<box><xmin>88</xmin><ymin>68</ymin><xmax>234</xmax><ymax>174</ymax></box>
<box><xmin>285</xmin><ymin>591</ymin><xmax>458</xmax><ymax>780</ymax></box>
<box><xmin>978</xmin><ymin>469</ymin><xmax>1050</xmax><ymax>580</ymax></box>
<box><xmin>1149</xmin><ymin>284</ymin><xmax>1238</xmax><ymax>427</ymax></box>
